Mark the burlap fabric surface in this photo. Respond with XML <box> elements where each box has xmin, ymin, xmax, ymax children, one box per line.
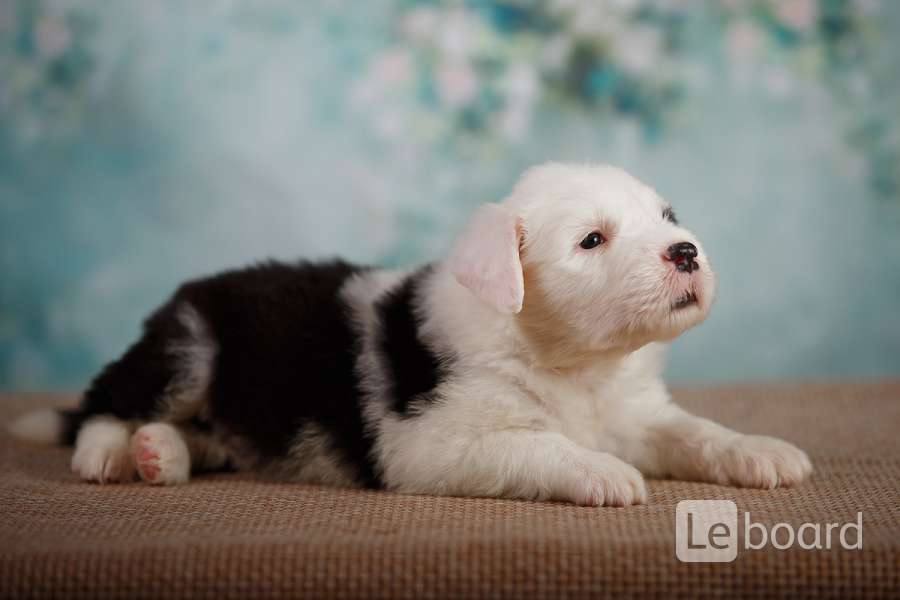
<box><xmin>2</xmin><ymin>381</ymin><xmax>899</xmax><ymax>599</ymax></box>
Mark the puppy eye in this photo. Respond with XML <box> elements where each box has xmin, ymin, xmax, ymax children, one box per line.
<box><xmin>579</xmin><ymin>231</ymin><xmax>606</xmax><ymax>249</ymax></box>
<box><xmin>662</xmin><ymin>207</ymin><xmax>678</xmax><ymax>224</ymax></box>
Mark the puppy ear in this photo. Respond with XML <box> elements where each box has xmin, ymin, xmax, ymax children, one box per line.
<box><xmin>450</xmin><ymin>203</ymin><xmax>524</xmax><ymax>314</ymax></box>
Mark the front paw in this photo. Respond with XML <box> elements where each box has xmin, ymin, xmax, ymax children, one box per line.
<box><xmin>716</xmin><ymin>435</ymin><xmax>812</xmax><ymax>489</ymax></box>
<box><xmin>568</xmin><ymin>454</ymin><xmax>648</xmax><ymax>507</ymax></box>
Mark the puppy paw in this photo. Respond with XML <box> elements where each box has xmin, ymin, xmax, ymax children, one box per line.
<box><xmin>71</xmin><ymin>418</ymin><xmax>135</xmax><ymax>484</ymax></box>
<box><xmin>716</xmin><ymin>435</ymin><xmax>812</xmax><ymax>489</ymax></box>
<box><xmin>71</xmin><ymin>442</ymin><xmax>135</xmax><ymax>484</ymax></box>
<box><xmin>131</xmin><ymin>423</ymin><xmax>191</xmax><ymax>485</ymax></box>
<box><xmin>570</xmin><ymin>454</ymin><xmax>647</xmax><ymax>507</ymax></box>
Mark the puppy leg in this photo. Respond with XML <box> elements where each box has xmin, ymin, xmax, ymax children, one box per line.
<box><xmin>71</xmin><ymin>416</ymin><xmax>136</xmax><ymax>484</ymax></box>
<box><xmin>181</xmin><ymin>426</ymin><xmax>231</xmax><ymax>474</ymax></box>
<box><xmin>388</xmin><ymin>429</ymin><xmax>646</xmax><ymax>507</ymax></box>
<box><xmin>633</xmin><ymin>404</ymin><xmax>812</xmax><ymax>489</ymax></box>
<box><xmin>65</xmin><ymin>300</ymin><xmax>218</xmax><ymax>487</ymax></box>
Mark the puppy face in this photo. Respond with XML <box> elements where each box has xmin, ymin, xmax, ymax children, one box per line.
<box><xmin>452</xmin><ymin>163</ymin><xmax>716</xmax><ymax>365</ymax></box>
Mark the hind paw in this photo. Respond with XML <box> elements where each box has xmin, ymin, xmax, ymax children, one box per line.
<box><xmin>131</xmin><ymin>423</ymin><xmax>191</xmax><ymax>485</ymax></box>
<box><xmin>71</xmin><ymin>444</ymin><xmax>135</xmax><ymax>483</ymax></box>
<box><xmin>71</xmin><ymin>418</ymin><xmax>135</xmax><ymax>484</ymax></box>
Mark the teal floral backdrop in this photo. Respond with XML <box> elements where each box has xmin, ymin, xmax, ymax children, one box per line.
<box><xmin>1</xmin><ymin>0</ymin><xmax>899</xmax><ymax>389</ymax></box>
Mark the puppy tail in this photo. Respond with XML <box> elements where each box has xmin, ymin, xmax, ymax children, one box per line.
<box><xmin>8</xmin><ymin>408</ymin><xmax>82</xmax><ymax>445</ymax></box>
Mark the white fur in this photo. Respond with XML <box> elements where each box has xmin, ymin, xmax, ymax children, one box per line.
<box><xmin>9</xmin><ymin>408</ymin><xmax>64</xmax><ymax>444</ymax></box>
<box><xmin>71</xmin><ymin>416</ymin><xmax>135</xmax><ymax>483</ymax></box>
<box><xmin>353</xmin><ymin>163</ymin><xmax>811</xmax><ymax>505</ymax></box>
<box><xmin>163</xmin><ymin>303</ymin><xmax>218</xmax><ymax>421</ymax></box>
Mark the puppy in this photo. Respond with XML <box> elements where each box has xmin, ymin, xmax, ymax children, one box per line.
<box><xmin>11</xmin><ymin>163</ymin><xmax>811</xmax><ymax>505</ymax></box>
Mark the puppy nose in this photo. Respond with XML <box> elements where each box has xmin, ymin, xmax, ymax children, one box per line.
<box><xmin>666</xmin><ymin>242</ymin><xmax>699</xmax><ymax>273</ymax></box>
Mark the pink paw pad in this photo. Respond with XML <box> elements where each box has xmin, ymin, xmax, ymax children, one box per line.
<box><xmin>134</xmin><ymin>435</ymin><xmax>162</xmax><ymax>482</ymax></box>
<box><xmin>130</xmin><ymin>424</ymin><xmax>191</xmax><ymax>485</ymax></box>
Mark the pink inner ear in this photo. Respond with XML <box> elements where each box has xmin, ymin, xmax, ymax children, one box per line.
<box><xmin>450</xmin><ymin>204</ymin><xmax>524</xmax><ymax>314</ymax></box>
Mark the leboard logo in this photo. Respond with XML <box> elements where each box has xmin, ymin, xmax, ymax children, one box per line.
<box><xmin>675</xmin><ymin>500</ymin><xmax>863</xmax><ymax>563</ymax></box>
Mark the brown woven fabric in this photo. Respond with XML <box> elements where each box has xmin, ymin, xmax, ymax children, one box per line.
<box><xmin>2</xmin><ymin>381</ymin><xmax>899</xmax><ymax>599</ymax></box>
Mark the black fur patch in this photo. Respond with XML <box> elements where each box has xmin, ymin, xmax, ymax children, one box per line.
<box><xmin>72</xmin><ymin>260</ymin><xmax>382</xmax><ymax>488</ymax></box>
<box><xmin>376</xmin><ymin>266</ymin><xmax>450</xmax><ymax>415</ymax></box>
<box><xmin>663</xmin><ymin>206</ymin><xmax>678</xmax><ymax>224</ymax></box>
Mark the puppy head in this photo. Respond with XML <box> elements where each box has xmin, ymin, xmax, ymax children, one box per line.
<box><xmin>451</xmin><ymin>163</ymin><xmax>716</xmax><ymax>365</ymax></box>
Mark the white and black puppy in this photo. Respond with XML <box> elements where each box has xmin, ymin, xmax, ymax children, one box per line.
<box><xmin>11</xmin><ymin>163</ymin><xmax>811</xmax><ymax>506</ymax></box>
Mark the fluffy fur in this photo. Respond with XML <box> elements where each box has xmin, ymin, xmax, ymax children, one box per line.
<box><xmin>10</xmin><ymin>163</ymin><xmax>811</xmax><ymax>504</ymax></box>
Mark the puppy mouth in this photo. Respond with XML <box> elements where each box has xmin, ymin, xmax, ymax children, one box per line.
<box><xmin>671</xmin><ymin>291</ymin><xmax>698</xmax><ymax>310</ymax></box>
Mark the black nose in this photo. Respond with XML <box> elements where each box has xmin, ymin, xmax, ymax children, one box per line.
<box><xmin>667</xmin><ymin>242</ymin><xmax>699</xmax><ymax>273</ymax></box>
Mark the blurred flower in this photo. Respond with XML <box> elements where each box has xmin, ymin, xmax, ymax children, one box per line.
<box><xmin>498</xmin><ymin>104</ymin><xmax>530</xmax><ymax>140</ymax></box>
<box><xmin>35</xmin><ymin>17</ymin><xmax>71</xmax><ymax>60</ymax></box>
<box><xmin>540</xmin><ymin>34</ymin><xmax>573</xmax><ymax>71</ymax></box>
<box><xmin>402</xmin><ymin>6</ymin><xmax>439</xmax><ymax>42</ymax></box>
<box><xmin>436</xmin><ymin>10</ymin><xmax>475</xmax><ymax>62</ymax></box>
<box><xmin>612</xmin><ymin>25</ymin><xmax>663</xmax><ymax>75</ymax></box>
<box><xmin>345</xmin><ymin>0</ymin><xmax>889</xmax><ymax>198</ymax></box>
<box><xmin>502</xmin><ymin>62</ymin><xmax>539</xmax><ymax>105</ymax></box>
<box><xmin>727</xmin><ymin>19</ymin><xmax>763</xmax><ymax>61</ymax></box>
<box><xmin>373</xmin><ymin>48</ymin><xmax>413</xmax><ymax>86</ymax></box>
<box><xmin>726</xmin><ymin>20</ymin><xmax>762</xmax><ymax>88</ymax></box>
<box><xmin>570</xmin><ymin>2</ymin><xmax>622</xmax><ymax>38</ymax></box>
<box><xmin>351</xmin><ymin>48</ymin><xmax>411</xmax><ymax>107</ymax></box>
<box><xmin>772</xmin><ymin>0</ymin><xmax>819</xmax><ymax>33</ymax></box>
<box><xmin>436</xmin><ymin>61</ymin><xmax>478</xmax><ymax>108</ymax></box>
